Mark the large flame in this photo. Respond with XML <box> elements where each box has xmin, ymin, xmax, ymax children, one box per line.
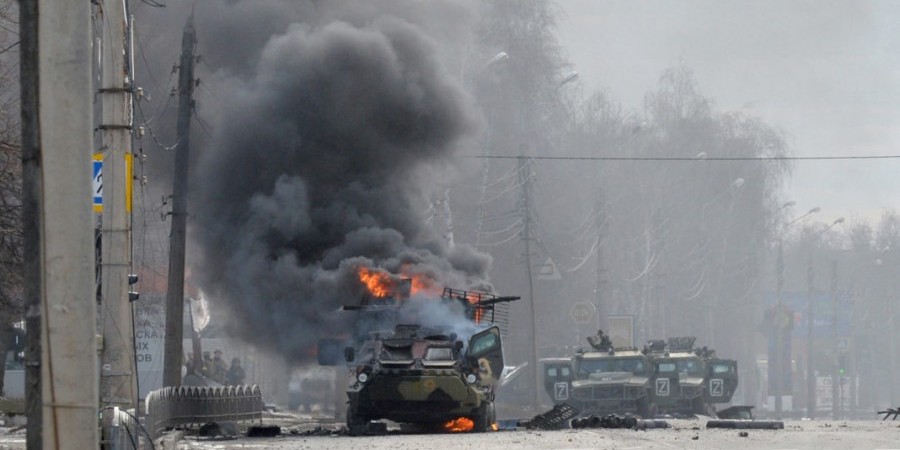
<box><xmin>358</xmin><ymin>267</ymin><xmax>394</xmax><ymax>298</ymax></box>
<box><xmin>466</xmin><ymin>292</ymin><xmax>484</xmax><ymax>324</ymax></box>
<box><xmin>358</xmin><ymin>265</ymin><xmax>443</xmax><ymax>299</ymax></box>
<box><xmin>443</xmin><ymin>417</ymin><xmax>474</xmax><ymax>432</ymax></box>
<box><xmin>399</xmin><ymin>264</ymin><xmax>441</xmax><ymax>297</ymax></box>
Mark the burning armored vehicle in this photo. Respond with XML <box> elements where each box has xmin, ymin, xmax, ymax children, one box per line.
<box><xmin>320</xmin><ymin>273</ymin><xmax>518</xmax><ymax>435</ymax></box>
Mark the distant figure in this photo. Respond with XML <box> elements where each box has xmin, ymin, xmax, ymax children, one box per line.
<box><xmin>201</xmin><ymin>351</ymin><xmax>213</xmax><ymax>378</ymax></box>
<box><xmin>226</xmin><ymin>357</ymin><xmax>246</xmax><ymax>386</ymax></box>
<box><xmin>183</xmin><ymin>352</ymin><xmax>194</xmax><ymax>376</ymax></box>
<box><xmin>587</xmin><ymin>329</ymin><xmax>613</xmax><ymax>351</ymax></box>
<box><xmin>211</xmin><ymin>349</ymin><xmax>228</xmax><ymax>383</ymax></box>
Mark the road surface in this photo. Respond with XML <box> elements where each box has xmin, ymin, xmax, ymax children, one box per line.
<box><xmin>171</xmin><ymin>419</ymin><xmax>900</xmax><ymax>450</ymax></box>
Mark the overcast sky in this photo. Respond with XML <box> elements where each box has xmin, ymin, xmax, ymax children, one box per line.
<box><xmin>556</xmin><ymin>0</ymin><xmax>900</xmax><ymax>228</ymax></box>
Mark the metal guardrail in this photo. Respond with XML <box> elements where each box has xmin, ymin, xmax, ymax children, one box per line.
<box><xmin>145</xmin><ymin>385</ymin><xmax>264</xmax><ymax>440</ymax></box>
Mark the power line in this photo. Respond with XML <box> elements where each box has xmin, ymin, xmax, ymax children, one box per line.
<box><xmin>469</xmin><ymin>154</ymin><xmax>900</xmax><ymax>161</ymax></box>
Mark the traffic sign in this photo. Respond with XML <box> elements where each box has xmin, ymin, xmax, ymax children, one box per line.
<box><xmin>837</xmin><ymin>337</ymin><xmax>849</xmax><ymax>352</ymax></box>
<box><xmin>92</xmin><ymin>153</ymin><xmax>103</xmax><ymax>212</ymax></box>
<box><xmin>569</xmin><ymin>301</ymin><xmax>595</xmax><ymax>324</ymax></box>
<box><xmin>537</xmin><ymin>257</ymin><xmax>562</xmax><ymax>280</ymax></box>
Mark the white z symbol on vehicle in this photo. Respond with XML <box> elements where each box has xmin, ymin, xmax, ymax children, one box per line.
<box><xmin>710</xmin><ymin>379</ymin><xmax>724</xmax><ymax>396</ymax></box>
<box><xmin>554</xmin><ymin>382</ymin><xmax>569</xmax><ymax>401</ymax></box>
<box><xmin>656</xmin><ymin>378</ymin><xmax>670</xmax><ymax>396</ymax></box>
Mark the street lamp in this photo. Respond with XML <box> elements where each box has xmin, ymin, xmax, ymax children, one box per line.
<box><xmin>774</xmin><ymin>206</ymin><xmax>820</xmax><ymax>418</ymax></box>
<box><xmin>557</xmin><ymin>71</ymin><xmax>579</xmax><ymax>89</ymax></box>
<box><xmin>482</xmin><ymin>51</ymin><xmax>510</xmax><ymax>72</ymax></box>
<box><xmin>805</xmin><ymin>217</ymin><xmax>844</xmax><ymax>419</ymax></box>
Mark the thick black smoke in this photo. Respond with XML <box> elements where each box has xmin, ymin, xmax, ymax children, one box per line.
<box><xmin>193</xmin><ymin>12</ymin><xmax>491</xmax><ymax>361</ymax></box>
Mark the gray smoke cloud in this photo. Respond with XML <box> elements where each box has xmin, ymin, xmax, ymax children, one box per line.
<box><xmin>192</xmin><ymin>7</ymin><xmax>492</xmax><ymax>362</ymax></box>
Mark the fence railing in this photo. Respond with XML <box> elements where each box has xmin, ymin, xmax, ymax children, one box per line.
<box><xmin>145</xmin><ymin>385</ymin><xmax>264</xmax><ymax>441</ymax></box>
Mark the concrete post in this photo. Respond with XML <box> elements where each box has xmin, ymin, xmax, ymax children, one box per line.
<box><xmin>98</xmin><ymin>0</ymin><xmax>137</xmax><ymax>409</ymax></box>
<box><xmin>34</xmin><ymin>0</ymin><xmax>99</xmax><ymax>447</ymax></box>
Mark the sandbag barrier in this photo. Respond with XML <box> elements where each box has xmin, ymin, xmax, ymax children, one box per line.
<box><xmin>145</xmin><ymin>385</ymin><xmax>264</xmax><ymax>440</ymax></box>
<box><xmin>706</xmin><ymin>419</ymin><xmax>784</xmax><ymax>430</ymax></box>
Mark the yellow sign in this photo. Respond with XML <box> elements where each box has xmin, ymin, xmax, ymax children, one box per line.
<box><xmin>125</xmin><ymin>152</ymin><xmax>133</xmax><ymax>213</ymax></box>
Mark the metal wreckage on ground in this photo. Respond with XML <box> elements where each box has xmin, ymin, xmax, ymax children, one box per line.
<box><xmin>318</xmin><ymin>279</ymin><xmax>519</xmax><ymax>435</ymax></box>
<box><xmin>539</xmin><ymin>333</ymin><xmax>750</xmax><ymax>423</ymax></box>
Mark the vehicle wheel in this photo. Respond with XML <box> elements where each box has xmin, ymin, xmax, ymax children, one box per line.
<box><xmin>346</xmin><ymin>414</ymin><xmax>369</xmax><ymax>436</ymax></box>
<box><xmin>637</xmin><ymin>396</ymin><xmax>651</xmax><ymax>418</ymax></box>
<box><xmin>473</xmin><ymin>403</ymin><xmax>491</xmax><ymax>433</ymax></box>
<box><xmin>691</xmin><ymin>398</ymin><xmax>707</xmax><ymax>416</ymax></box>
<box><xmin>488</xmin><ymin>402</ymin><xmax>496</xmax><ymax>426</ymax></box>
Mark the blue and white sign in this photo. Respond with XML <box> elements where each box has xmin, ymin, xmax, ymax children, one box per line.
<box><xmin>92</xmin><ymin>153</ymin><xmax>103</xmax><ymax>212</ymax></box>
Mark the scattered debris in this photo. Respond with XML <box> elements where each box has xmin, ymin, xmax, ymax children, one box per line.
<box><xmin>571</xmin><ymin>414</ymin><xmax>669</xmax><ymax>430</ymax></box>
<box><xmin>289</xmin><ymin>426</ymin><xmax>339</xmax><ymax>436</ymax></box>
<box><xmin>706</xmin><ymin>420</ymin><xmax>784</xmax><ymax>430</ymax></box>
<box><xmin>738</xmin><ymin>431</ymin><xmax>749</xmax><ymax>437</ymax></box>
<box><xmin>717</xmin><ymin>406</ymin><xmax>754</xmax><ymax>420</ymax></box>
<box><xmin>878</xmin><ymin>407</ymin><xmax>900</xmax><ymax>420</ymax></box>
<box><xmin>198</xmin><ymin>421</ymin><xmax>239</xmax><ymax>438</ymax></box>
<box><xmin>523</xmin><ymin>403</ymin><xmax>580</xmax><ymax>430</ymax></box>
<box><xmin>692</xmin><ymin>435</ymin><xmax>699</xmax><ymax>440</ymax></box>
<box><xmin>246</xmin><ymin>425</ymin><xmax>281</xmax><ymax>437</ymax></box>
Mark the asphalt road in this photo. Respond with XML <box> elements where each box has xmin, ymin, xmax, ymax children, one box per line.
<box><xmin>172</xmin><ymin>419</ymin><xmax>900</xmax><ymax>450</ymax></box>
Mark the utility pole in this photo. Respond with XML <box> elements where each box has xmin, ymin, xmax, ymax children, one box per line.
<box><xmin>21</xmin><ymin>0</ymin><xmax>98</xmax><ymax>448</ymax></box>
<box><xmin>806</xmin><ymin>251</ymin><xmax>815</xmax><ymax>419</ymax></box>
<box><xmin>774</xmin><ymin>237</ymin><xmax>785</xmax><ymax>418</ymax></box>
<box><xmin>517</xmin><ymin>156</ymin><xmax>540</xmax><ymax>411</ymax></box>
<box><xmin>99</xmin><ymin>0</ymin><xmax>137</xmax><ymax>409</ymax></box>
<box><xmin>594</xmin><ymin>198</ymin><xmax>606</xmax><ymax>333</ymax></box>
<box><xmin>830</xmin><ymin>260</ymin><xmax>838</xmax><ymax>420</ymax></box>
<box><xmin>163</xmin><ymin>17</ymin><xmax>196</xmax><ymax>387</ymax></box>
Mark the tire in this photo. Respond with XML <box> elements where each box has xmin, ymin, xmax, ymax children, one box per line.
<box><xmin>473</xmin><ymin>403</ymin><xmax>493</xmax><ymax>433</ymax></box>
<box><xmin>346</xmin><ymin>413</ymin><xmax>369</xmax><ymax>436</ymax></box>
<box><xmin>637</xmin><ymin>396</ymin><xmax>651</xmax><ymax>419</ymax></box>
<box><xmin>691</xmin><ymin>398</ymin><xmax>707</xmax><ymax>416</ymax></box>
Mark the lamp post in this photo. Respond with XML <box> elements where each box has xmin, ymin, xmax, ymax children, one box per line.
<box><xmin>805</xmin><ymin>217</ymin><xmax>843</xmax><ymax>419</ymax></box>
<box><xmin>700</xmin><ymin>177</ymin><xmax>745</xmax><ymax>342</ymax></box>
<box><xmin>774</xmin><ymin>206</ymin><xmax>819</xmax><ymax>418</ymax></box>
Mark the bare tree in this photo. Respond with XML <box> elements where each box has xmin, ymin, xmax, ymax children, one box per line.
<box><xmin>0</xmin><ymin>0</ymin><xmax>21</xmax><ymax>397</ymax></box>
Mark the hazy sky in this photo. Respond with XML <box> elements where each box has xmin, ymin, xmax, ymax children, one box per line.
<box><xmin>557</xmin><ymin>0</ymin><xmax>900</xmax><ymax>228</ymax></box>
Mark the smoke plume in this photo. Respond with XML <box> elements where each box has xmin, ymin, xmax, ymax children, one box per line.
<box><xmin>193</xmin><ymin>8</ymin><xmax>491</xmax><ymax>361</ymax></box>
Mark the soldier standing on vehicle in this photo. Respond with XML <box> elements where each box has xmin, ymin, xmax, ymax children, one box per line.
<box><xmin>226</xmin><ymin>357</ymin><xmax>246</xmax><ymax>385</ymax></box>
<box><xmin>587</xmin><ymin>329</ymin><xmax>612</xmax><ymax>351</ymax></box>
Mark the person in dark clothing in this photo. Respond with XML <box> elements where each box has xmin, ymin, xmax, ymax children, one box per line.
<box><xmin>226</xmin><ymin>357</ymin><xmax>246</xmax><ymax>385</ymax></box>
<box><xmin>210</xmin><ymin>349</ymin><xmax>228</xmax><ymax>383</ymax></box>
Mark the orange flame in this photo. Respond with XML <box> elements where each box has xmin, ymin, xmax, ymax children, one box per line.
<box><xmin>399</xmin><ymin>264</ymin><xmax>441</xmax><ymax>297</ymax></box>
<box><xmin>490</xmin><ymin>422</ymin><xmax>499</xmax><ymax>432</ymax></box>
<box><xmin>358</xmin><ymin>267</ymin><xmax>393</xmax><ymax>298</ymax></box>
<box><xmin>443</xmin><ymin>417</ymin><xmax>474</xmax><ymax>432</ymax></box>
<box><xmin>466</xmin><ymin>292</ymin><xmax>484</xmax><ymax>324</ymax></box>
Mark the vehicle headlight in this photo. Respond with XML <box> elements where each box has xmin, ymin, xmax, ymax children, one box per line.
<box><xmin>466</xmin><ymin>373</ymin><xmax>477</xmax><ymax>384</ymax></box>
<box><xmin>357</xmin><ymin>373</ymin><xmax>369</xmax><ymax>383</ymax></box>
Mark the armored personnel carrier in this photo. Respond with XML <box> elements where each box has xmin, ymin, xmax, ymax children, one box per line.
<box><xmin>543</xmin><ymin>331</ymin><xmax>653</xmax><ymax>417</ymax></box>
<box><xmin>344</xmin><ymin>323</ymin><xmax>503</xmax><ymax>434</ymax></box>
<box><xmin>646</xmin><ymin>337</ymin><xmax>738</xmax><ymax>417</ymax></box>
<box><xmin>322</xmin><ymin>283</ymin><xmax>518</xmax><ymax>435</ymax></box>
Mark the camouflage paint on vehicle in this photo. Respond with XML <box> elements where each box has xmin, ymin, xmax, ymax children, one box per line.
<box><xmin>345</xmin><ymin>324</ymin><xmax>502</xmax><ymax>434</ymax></box>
